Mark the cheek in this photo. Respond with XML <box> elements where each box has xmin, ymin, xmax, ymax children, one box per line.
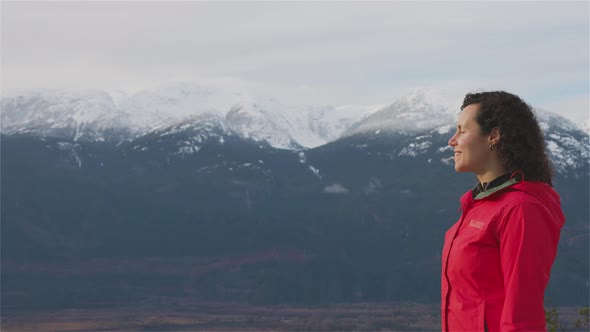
<box><xmin>456</xmin><ymin>137</ymin><xmax>470</xmax><ymax>150</ymax></box>
<box><xmin>465</xmin><ymin>142</ymin><xmax>487</xmax><ymax>161</ymax></box>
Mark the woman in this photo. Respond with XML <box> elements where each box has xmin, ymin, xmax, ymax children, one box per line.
<box><xmin>441</xmin><ymin>91</ymin><xmax>565</xmax><ymax>332</ymax></box>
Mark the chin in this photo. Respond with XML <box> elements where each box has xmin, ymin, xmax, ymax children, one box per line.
<box><xmin>454</xmin><ymin>164</ymin><xmax>468</xmax><ymax>173</ymax></box>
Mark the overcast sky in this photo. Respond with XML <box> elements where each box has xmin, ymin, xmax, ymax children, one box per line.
<box><xmin>2</xmin><ymin>1</ymin><xmax>589</xmax><ymax>123</ymax></box>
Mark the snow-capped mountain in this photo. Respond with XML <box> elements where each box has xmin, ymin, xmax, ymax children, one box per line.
<box><xmin>225</xmin><ymin>103</ymin><xmax>301</xmax><ymax>150</ymax></box>
<box><xmin>1</xmin><ymin>90</ymin><xmax>132</xmax><ymax>142</ymax></box>
<box><xmin>131</xmin><ymin>112</ymin><xmax>235</xmax><ymax>158</ymax></box>
<box><xmin>536</xmin><ymin>110</ymin><xmax>590</xmax><ymax>174</ymax></box>
<box><xmin>0</xmin><ymin>83</ymin><xmax>381</xmax><ymax>149</ymax></box>
<box><xmin>340</xmin><ymin>99</ymin><xmax>588</xmax><ymax>176</ymax></box>
<box><xmin>342</xmin><ymin>88</ymin><xmax>457</xmax><ymax>137</ymax></box>
<box><xmin>118</xmin><ymin>82</ymin><xmax>240</xmax><ymax>132</ymax></box>
<box><xmin>282</xmin><ymin>104</ymin><xmax>382</xmax><ymax>148</ymax></box>
<box><xmin>1</xmin><ymin>85</ymin><xmax>588</xmax><ymax>175</ymax></box>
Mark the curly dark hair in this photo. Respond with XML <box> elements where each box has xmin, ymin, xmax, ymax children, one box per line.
<box><xmin>461</xmin><ymin>91</ymin><xmax>553</xmax><ymax>185</ymax></box>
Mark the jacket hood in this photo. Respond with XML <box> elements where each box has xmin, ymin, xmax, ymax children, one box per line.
<box><xmin>511</xmin><ymin>181</ymin><xmax>565</xmax><ymax>228</ymax></box>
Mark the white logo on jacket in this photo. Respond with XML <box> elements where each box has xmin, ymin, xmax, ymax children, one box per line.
<box><xmin>468</xmin><ymin>219</ymin><xmax>484</xmax><ymax>229</ymax></box>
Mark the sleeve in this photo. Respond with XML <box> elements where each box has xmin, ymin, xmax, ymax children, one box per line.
<box><xmin>497</xmin><ymin>200</ymin><xmax>561</xmax><ymax>332</ymax></box>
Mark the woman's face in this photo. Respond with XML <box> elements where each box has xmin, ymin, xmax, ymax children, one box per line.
<box><xmin>448</xmin><ymin>104</ymin><xmax>493</xmax><ymax>174</ymax></box>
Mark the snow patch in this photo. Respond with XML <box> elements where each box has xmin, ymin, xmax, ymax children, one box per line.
<box><xmin>57</xmin><ymin>142</ymin><xmax>82</xmax><ymax>167</ymax></box>
<box><xmin>308</xmin><ymin>165</ymin><xmax>321</xmax><ymax>179</ymax></box>
<box><xmin>324</xmin><ymin>183</ymin><xmax>349</xmax><ymax>194</ymax></box>
<box><xmin>545</xmin><ymin>136</ymin><xmax>589</xmax><ymax>172</ymax></box>
<box><xmin>399</xmin><ymin>141</ymin><xmax>432</xmax><ymax>157</ymax></box>
<box><xmin>362</xmin><ymin>178</ymin><xmax>383</xmax><ymax>195</ymax></box>
<box><xmin>437</xmin><ymin>125</ymin><xmax>453</xmax><ymax>134</ymax></box>
<box><xmin>441</xmin><ymin>156</ymin><xmax>454</xmax><ymax>165</ymax></box>
<box><xmin>299</xmin><ymin>152</ymin><xmax>307</xmax><ymax>163</ymax></box>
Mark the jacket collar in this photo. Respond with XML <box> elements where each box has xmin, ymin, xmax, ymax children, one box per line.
<box><xmin>472</xmin><ymin>171</ymin><xmax>523</xmax><ymax>200</ymax></box>
<box><xmin>473</xmin><ymin>176</ymin><xmax>520</xmax><ymax>200</ymax></box>
<box><xmin>459</xmin><ymin>171</ymin><xmax>523</xmax><ymax>208</ymax></box>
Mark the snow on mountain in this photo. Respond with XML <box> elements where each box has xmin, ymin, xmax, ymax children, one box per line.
<box><xmin>119</xmin><ymin>83</ymin><xmax>380</xmax><ymax>150</ymax></box>
<box><xmin>338</xmin><ymin>89</ymin><xmax>589</xmax><ymax>176</ymax></box>
<box><xmin>537</xmin><ymin>109</ymin><xmax>585</xmax><ymax>133</ymax></box>
<box><xmin>57</xmin><ymin>142</ymin><xmax>83</xmax><ymax>168</ymax></box>
<box><xmin>132</xmin><ymin>112</ymin><xmax>234</xmax><ymax>158</ymax></box>
<box><xmin>220</xmin><ymin>96</ymin><xmax>380</xmax><ymax>149</ymax></box>
<box><xmin>536</xmin><ymin>110</ymin><xmax>590</xmax><ymax>174</ymax></box>
<box><xmin>0</xmin><ymin>82</ymin><xmax>385</xmax><ymax>149</ymax></box>
<box><xmin>119</xmin><ymin>82</ymin><xmax>241</xmax><ymax>132</ymax></box>
<box><xmin>1</xmin><ymin>90</ymin><xmax>131</xmax><ymax>142</ymax></box>
<box><xmin>282</xmin><ymin>104</ymin><xmax>382</xmax><ymax>148</ymax></box>
<box><xmin>1</xmin><ymin>84</ymin><xmax>588</xmax><ymax>168</ymax></box>
<box><xmin>342</xmin><ymin>88</ymin><xmax>457</xmax><ymax>137</ymax></box>
<box><xmin>225</xmin><ymin>102</ymin><xmax>301</xmax><ymax>150</ymax></box>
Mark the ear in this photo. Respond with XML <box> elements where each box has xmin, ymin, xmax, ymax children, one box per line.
<box><xmin>488</xmin><ymin>127</ymin><xmax>501</xmax><ymax>145</ymax></box>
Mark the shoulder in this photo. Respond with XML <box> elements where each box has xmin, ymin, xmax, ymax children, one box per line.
<box><xmin>495</xmin><ymin>187</ymin><xmax>563</xmax><ymax>231</ymax></box>
<box><xmin>493</xmin><ymin>180</ymin><xmax>560</xmax><ymax>211</ymax></box>
<box><xmin>475</xmin><ymin>188</ymin><xmax>537</xmax><ymax>216</ymax></box>
<box><xmin>498</xmin><ymin>190</ymin><xmax>541</xmax><ymax>209</ymax></box>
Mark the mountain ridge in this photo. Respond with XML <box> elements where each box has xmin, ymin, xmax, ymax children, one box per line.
<box><xmin>4</xmin><ymin>85</ymin><xmax>586</xmax><ymax>149</ymax></box>
<box><xmin>2</xmin><ymin>86</ymin><xmax>588</xmax><ymax>176</ymax></box>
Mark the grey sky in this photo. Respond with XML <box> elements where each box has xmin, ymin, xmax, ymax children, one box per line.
<box><xmin>2</xmin><ymin>1</ymin><xmax>588</xmax><ymax>123</ymax></box>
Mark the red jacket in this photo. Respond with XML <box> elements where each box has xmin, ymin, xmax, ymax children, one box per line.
<box><xmin>441</xmin><ymin>179</ymin><xmax>564</xmax><ymax>332</ymax></box>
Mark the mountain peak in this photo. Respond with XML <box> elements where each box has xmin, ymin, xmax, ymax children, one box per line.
<box><xmin>0</xmin><ymin>90</ymin><xmax>130</xmax><ymax>142</ymax></box>
<box><xmin>401</xmin><ymin>87</ymin><xmax>452</xmax><ymax>109</ymax></box>
<box><xmin>226</xmin><ymin>102</ymin><xmax>301</xmax><ymax>150</ymax></box>
<box><xmin>342</xmin><ymin>89</ymin><xmax>455</xmax><ymax>137</ymax></box>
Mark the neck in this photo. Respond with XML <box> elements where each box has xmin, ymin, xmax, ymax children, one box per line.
<box><xmin>476</xmin><ymin>167</ymin><xmax>508</xmax><ymax>185</ymax></box>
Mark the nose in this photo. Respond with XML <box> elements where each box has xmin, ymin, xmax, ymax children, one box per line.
<box><xmin>448</xmin><ymin>132</ymin><xmax>457</xmax><ymax>147</ymax></box>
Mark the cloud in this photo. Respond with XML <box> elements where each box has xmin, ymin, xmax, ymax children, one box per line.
<box><xmin>541</xmin><ymin>94</ymin><xmax>590</xmax><ymax>125</ymax></box>
<box><xmin>1</xmin><ymin>2</ymin><xmax>587</xmax><ymax>121</ymax></box>
<box><xmin>324</xmin><ymin>184</ymin><xmax>350</xmax><ymax>194</ymax></box>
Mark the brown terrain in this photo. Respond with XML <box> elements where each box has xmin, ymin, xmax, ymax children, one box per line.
<box><xmin>2</xmin><ymin>301</ymin><xmax>441</xmax><ymax>331</ymax></box>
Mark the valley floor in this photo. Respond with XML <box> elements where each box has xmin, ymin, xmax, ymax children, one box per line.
<box><xmin>1</xmin><ymin>300</ymin><xmax>586</xmax><ymax>331</ymax></box>
<box><xmin>3</xmin><ymin>301</ymin><xmax>439</xmax><ymax>331</ymax></box>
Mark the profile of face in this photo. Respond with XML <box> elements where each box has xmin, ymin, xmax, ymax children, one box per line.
<box><xmin>448</xmin><ymin>104</ymin><xmax>497</xmax><ymax>174</ymax></box>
